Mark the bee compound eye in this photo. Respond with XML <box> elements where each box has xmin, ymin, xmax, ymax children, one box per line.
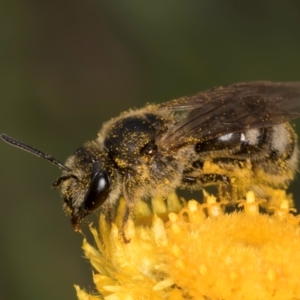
<box><xmin>84</xmin><ymin>171</ymin><xmax>110</xmax><ymax>211</ymax></box>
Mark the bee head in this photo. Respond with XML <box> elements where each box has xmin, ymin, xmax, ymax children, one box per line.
<box><xmin>0</xmin><ymin>134</ymin><xmax>114</xmax><ymax>231</ymax></box>
<box><xmin>53</xmin><ymin>142</ymin><xmax>113</xmax><ymax>230</ymax></box>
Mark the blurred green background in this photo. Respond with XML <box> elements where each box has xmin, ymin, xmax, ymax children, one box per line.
<box><xmin>1</xmin><ymin>1</ymin><xmax>300</xmax><ymax>299</ymax></box>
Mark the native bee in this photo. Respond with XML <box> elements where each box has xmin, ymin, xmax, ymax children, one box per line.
<box><xmin>2</xmin><ymin>81</ymin><xmax>300</xmax><ymax>238</ymax></box>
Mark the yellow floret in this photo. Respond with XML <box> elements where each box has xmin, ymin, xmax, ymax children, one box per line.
<box><xmin>75</xmin><ymin>192</ymin><xmax>300</xmax><ymax>300</ymax></box>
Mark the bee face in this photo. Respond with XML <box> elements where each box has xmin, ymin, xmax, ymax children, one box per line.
<box><xmin>2</xmin><ymin>81</ymin><xmax>300</xmax><ymax>236</ymax></box>
<box><xmin>53</xmin><ymin>144</ymin><xmax>113</xmax><ymax>229</ymax></box>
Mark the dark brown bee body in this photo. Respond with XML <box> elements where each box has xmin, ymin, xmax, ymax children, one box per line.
<box><xmin>2</xmin><ymin>81</ymin><xmax>300</xmax><ymax>235</ymax></box>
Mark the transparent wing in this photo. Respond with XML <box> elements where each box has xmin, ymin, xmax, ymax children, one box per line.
<box><xmin>157</xmin><ymin>81</ymin><xmax>300</xmax><ymax>150</ymax></box>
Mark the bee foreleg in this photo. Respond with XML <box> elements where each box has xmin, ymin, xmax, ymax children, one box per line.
<box><xmin>119</xmin><ymin>177</ymin><xmax>137</xmax><ymax>243</ymax></box>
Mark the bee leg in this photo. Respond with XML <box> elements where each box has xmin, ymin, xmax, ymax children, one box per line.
<box><xmin>119</xmin><ymin>204</ymin><xmax>132</xmax><ymax>244</ymax></box>
<box><xmin>183</xmin><ymin>173</ymin><xmax>231</xmax><ymax>188</ymax></box>
<box><xmin>199</xmin><ymin>173</ymin><xmax>233</xmax><ymax>201</ymax></box>
<box><xmin>182</xmin><ymin>173</ymin><xmax>233</xmax><ymax>201</ymax></box>
<box><xmin>119</xmin><ymin>178</ymin><xmax>136</xmax><ymax>243</ymax></box>
<box><xmin>218</xmin><ymin>177</ymin><xmax>234</xmax><ymax>201</ymax></box>
<box><xmin>101</xmin><ymin>200</ymin><xmax>119</xmax><ymax>224</ymax></box>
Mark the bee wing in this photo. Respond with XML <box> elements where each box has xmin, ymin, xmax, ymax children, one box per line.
<box><xmin>157</xmin><ymin>81</ymin><xmax>300</xmax><ymax>150</ymax></box>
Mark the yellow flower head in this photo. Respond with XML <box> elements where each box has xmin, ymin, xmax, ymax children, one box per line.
<box><xmin>75</xmin><ymin>192</ymin><xmax>300</xmax><ymax>300</ymax></box>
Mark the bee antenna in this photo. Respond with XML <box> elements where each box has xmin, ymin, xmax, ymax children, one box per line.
<box><xmin>1</xmin><ymin>134</ymin><xmax>71</xmax><ymax>172</ymax></box>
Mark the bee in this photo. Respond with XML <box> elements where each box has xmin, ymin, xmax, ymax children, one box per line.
<box><xmin>2</xmin><ymin>81</ymin><xmax>300</xmax><ymax>240</ymax></box>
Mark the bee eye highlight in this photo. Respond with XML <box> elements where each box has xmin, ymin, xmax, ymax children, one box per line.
<box><xmin>84</xmin><ymin>171</ymin><xmax>110</xmax><ymax>211</ymax></box>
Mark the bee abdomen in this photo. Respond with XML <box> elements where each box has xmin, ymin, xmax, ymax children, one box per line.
<box><xmin>269</xmin><ymin>124</ymin><xmax>297</xmax><ymax>161</ymax></box>
<box><xmin>237</xmin><ymin>124</ymin><xmax>298</xmax><ymax>183</ymax></box>
<box><xmin>196</xmin><ymin>123</ymin><xmax>297</xmax><ymax>161</ymax></box>
<box><xmin>240</xmin><ymin>124</ymin><xmax>297</xmax><ymax>163</ymax></box>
